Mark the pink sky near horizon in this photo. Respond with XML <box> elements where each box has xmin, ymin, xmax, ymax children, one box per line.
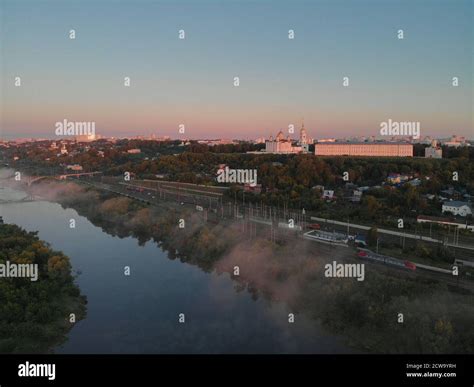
<box><xmin>3</xmin><ymin>108</ymin><xmax>471</xmax><ymax>140</ymax></box>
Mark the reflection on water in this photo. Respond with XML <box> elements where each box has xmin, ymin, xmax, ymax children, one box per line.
<box><xmin>0</xmin><ymin>186</ymin><xmax>350</xmax><ymax>353</ymax></box>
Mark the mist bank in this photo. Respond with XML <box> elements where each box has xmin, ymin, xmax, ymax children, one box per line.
<box><xmin>11</xmin><ymin>176</ymin><xmax>474</xmax><ymax>354</ymax></box>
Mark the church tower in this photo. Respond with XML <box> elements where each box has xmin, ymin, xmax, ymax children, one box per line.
<box><xmin>299</xmin><ymin>120</ymin><xmax>310</xmax><ymax>152</ymax></box>
<box><xmin>300</xmin><ymin>121</ymin><xmax>308</xmax><ymax>145</ymax></box>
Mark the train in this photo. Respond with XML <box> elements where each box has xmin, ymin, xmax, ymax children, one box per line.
<box><xmin>356</xmin><ymin>248</ymin><xmax>458</xmax><ymax>276</ymax></box>
<box><xmin>356</xmin><ymin>249</ymin><xmax>416</xmax><ymax>271</ymax></box>
<box><xmin>304</xmin><ymin>230</ymin><xmax>348</xmax><ymax>246</ymax></box>
<box><xmin>125</xmin><ymin>185</ymin><xmax>145</xmax><ymax>193</ymax></box>
<box><xmin>119</xmin><ymin>182</ymin><xmax>146</xmax><ymax>193</ymax></box>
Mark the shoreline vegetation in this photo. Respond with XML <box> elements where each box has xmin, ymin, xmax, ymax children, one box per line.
<box><xmin>38</xmin><ymin>180</ymin><xmax>474</xmax><ymax>353</ymax></box>
<box><xmin>0</xmin><ymin>221</ymin><xmax>87</xmax><ymax>353</ymax></box>
<box><xmin>4</xmin><ymin>178</ymin><xmax>474</xmax><ymax>353</ymax></box>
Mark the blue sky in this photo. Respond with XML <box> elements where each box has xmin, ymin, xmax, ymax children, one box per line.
<box><xmin>1</xmin><ymin>0</ymin><xmax>472</xmax><ymax>139</ymax></box>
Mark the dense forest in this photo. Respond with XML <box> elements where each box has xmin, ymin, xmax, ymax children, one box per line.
<box><xmin>0</xmin><ymin>222</ymin><xmax>86</xmax><ymax>353</ymax></box>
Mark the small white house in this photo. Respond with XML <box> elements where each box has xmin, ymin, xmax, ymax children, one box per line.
<box><xmin>442</xmin><ymin>201</ymin><xmax>472</xmax><ymax>217</ymax></box>
<box><xmin>322</xmin><ymin>190</ymin><xmax>334</xmax><ymax>200</ymax></box>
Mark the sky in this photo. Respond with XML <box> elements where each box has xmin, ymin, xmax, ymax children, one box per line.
<box><xmin>1</xmin><ymin>0</ymin><xmax>473</xmax><ymax>140</ymax></box>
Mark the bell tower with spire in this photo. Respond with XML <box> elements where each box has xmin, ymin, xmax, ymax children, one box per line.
<box><xmin>300</xmin><ymin>120</ymin><xmax>307</xmax><ymax>145</ymax></box>
<box><xmin>299</xmin><ymin>120</ymin><xmax>309</xmax><ymax>152</ymax></box>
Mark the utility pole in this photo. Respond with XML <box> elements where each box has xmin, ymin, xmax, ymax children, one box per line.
<box><xmin>302</xmin><ymin>208</ymin><xmax>306</xmax><ymax>231</ymax></box>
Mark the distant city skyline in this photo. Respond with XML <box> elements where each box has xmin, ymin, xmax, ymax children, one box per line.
<box><xmin>1</xmin><ymin>0</ymin><xmax>473</xmax><ymax>140</ymax></box>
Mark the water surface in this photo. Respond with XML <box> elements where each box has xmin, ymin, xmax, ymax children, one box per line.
<box><xmin>0</xmin><ymin>186</ymin><xmax>350</xmax><ymax>354</ymax></box>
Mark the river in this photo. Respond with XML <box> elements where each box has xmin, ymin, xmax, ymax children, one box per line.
<box><xmin>0</xmin><ymin>185</ymin><xmax>350</xmax><ymax>353</ymax></box>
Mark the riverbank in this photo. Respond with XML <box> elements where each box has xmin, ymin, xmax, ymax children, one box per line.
<box><xmin>0</xmin><ymin>183</ymin><xmax>350</xmax><ymax>353</ymax></box>
<box><xmin>0</xmin><ymin>221</ymin><xmax>87</xmax><ymax>353</ymax></box>
<box><xmin>2</xmin><ymin>170</ymin><xmax>473</xmax><ymax>353</ymax></box>
<box><xmin>21</xmin><ymin>178</ymin><xmax>474</xmax><ymax>354</ymax></box>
